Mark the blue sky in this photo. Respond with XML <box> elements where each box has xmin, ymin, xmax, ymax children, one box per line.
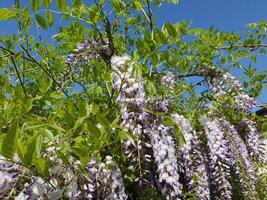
<box><xmin>0</xmin><ymin>0</ymin><xmax>267</xmax><ymax>106</ymax></box>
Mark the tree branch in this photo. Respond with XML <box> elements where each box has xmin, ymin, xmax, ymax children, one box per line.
<box><xmin>0</xmin><ymin>45</ymin><xmax>27</xmax><ymax>96</ymax></box>
<box><xmin>10</xmin><ymin>56</ymin><xmax>28</xmax><ymax>97</ymax></box>
<box><xmin>146</xmin><ymin>0</ymin><xmax>153</xmax><ymax>32</ymax></box>
<box><xmin>219</xmin><ymin>43</ymin><xmax>267</xmax><ymax>50</ymax></box>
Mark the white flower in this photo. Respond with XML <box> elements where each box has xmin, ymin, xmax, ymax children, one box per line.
<box><xmin>111</xmin><ymin>54</ymin><xmax>131</xmax><ymax>70</ymax></box>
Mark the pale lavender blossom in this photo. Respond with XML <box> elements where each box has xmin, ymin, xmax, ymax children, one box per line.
<box><xmin>218</xmin><ymin>117</ymin><xmax>257</xmax><ymax>198</ymax></box>
<box><xmin>206</xmin><ymin>71</ymin><xmax>256</xmax><ymax>111</ymax></box>
<box><xmin>161</xmin><ymin>72</ymin><xmax>176</xmax><ymax>91</ymax></box>
<box><xmin>172</xmin><ymin>114</ymin><xmax>210</xmax><ymax>200</ymax></box>
<box><xmin>66</xmin><ymin>38</ymin><xmax>111</xmax><ymax>64</ymax></box>
<box><xmin>153</xmin><ymin>100</ymin><xmax>170</xmax><ymax>113</ymax></box>
<box><xmin>149</xmin><ymin>122</ymin><xmax>182</xmax><ymax>199</ymax></box>
<box><xmin>85</xmin><ymin>157</ymin><xmax>127</xmax><ymax>200</ymax></box>
<box><xmin>0</xmin><ymin>156</ymin><xmax>21</xmax><ymax>198</ymax></box>
<box><xmin>238</xmin><ymin>119</ymin><xmax>266</xmax><ymax>162</ymax></box>
<box><xmin>200</xmin><ymin>117</ymin><xmax>232</xmax><ymax>200</ymax></box>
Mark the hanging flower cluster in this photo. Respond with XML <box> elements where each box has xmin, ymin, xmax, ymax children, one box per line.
<box><xmin>238</xmin><ymin>119</ymin><xmax>266</xmax><ymax>162</ymax></box>
<box><xmin>200</xmin><ymin>117</ymin><xmax>232</xmax><ymax>200</ymax></box>
<box><xmin>161</xmin><ymin>72</ymin><xmax>176</xmax><ymax>91</ymax></box>
<box><xmin>171</xmin><ymin>114</ymin><xmax>210</xmax><ymax>200</ymax></box>
<box><xmin>0</xmin><ymin>156</ymin><xmax>20</xmax><ymax>197</ymax></box>
<box><xmin>206</xmin><ymin>71</ymin><xmax>256</xmax><ymax>111</ymax></box>
<box><xmin>111</xmin><ymin>54</ymin><xmax>155</xmax><ymax>189</ymax></box>
<box><xmin>218</xmin><ymin>117</ymin><xmax>257</xmax><ymax>198</ymax></box>
<box><xmin>148</xmin><ymin>121</ymin><xmax>182</xmax><ymax>199</ymax></box>
<box><xmin>0</xmin><ymin>154</ymin><xmax>126</xmax><ymax>200</ymax></box>
<box><xmin>66</xmin><ymin>38</ymin><xmax>111</xmax><ymax>65</ymax></box>
<box><xmin>84</xmin><ymin>156</ymin><xmax>127</xmax><ymax>200</ymax></box>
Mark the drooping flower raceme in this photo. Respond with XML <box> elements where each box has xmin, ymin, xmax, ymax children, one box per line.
<box><xmin>206</xmin><ymin>71</ymin><xmax>256</xmax><ymax>111</ymax></box>
<box><xmin>238</xmin><ymin>119</ymin><xmax>266</xmax><ymax>162</ymax></box>
<box><xmin>85</xmin><ymin>156</ymin><xmax>127</xmax><ymax>200</ymax></box>
<box><xmin>0</xmin><ymin>156</ymin><xmax>20</xmax><ymax>198</ymax></box>
<box><xmin>148</xmin><ymin>121</ymin><xmax>182</xmax><ymax>199</ymax></box>
<box><xmin>111</xmin><ymin>55</ymin><xmax>152</xmax><ymax>186</ymax></box>
<box><xmin>66</xmin><ymin>38</ymin><xmax>111</xmax><ymax>65</ymax></box>
<box><xmin>161</xmin><ymin>72</ymin><xmax>176</xmax><ymax>91</ymax></box>
<box><xmin>200</xmin><ymin>117</ymin><xmax>232</xmax><ymax>200</ymax></box>
<box><xmin>218</xmin><ymin>117</ymin><xmax>257</xmax><ymax>198</ymax></box>
<box><xmin>171</xmin><ymin>114</ymin><xmax>210</xmax><ymax>200</ymax></box>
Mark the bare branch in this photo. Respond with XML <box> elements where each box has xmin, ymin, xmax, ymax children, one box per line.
<box><xmin>146</xmin><ymin>0</ymin><xmax>153</xmax><ymax>32</ymax></box>
<box><xmin>219</xmin><ymin>43</ymin><xmax>267</xmax><ymax>50</ymax></box>
<box><xmin>10</xmin><ymin>56</ymin><xmax>28</xmax><ymax>97</ymax></box>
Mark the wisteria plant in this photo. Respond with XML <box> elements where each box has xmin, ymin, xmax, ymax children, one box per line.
<box><xmin>0</xmin><ymin>0</ymin><xmax>267</xmax><ymax>199</ymax></box>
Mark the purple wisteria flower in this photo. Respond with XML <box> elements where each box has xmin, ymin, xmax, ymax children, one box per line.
<box><xmin>0</xmin><ymin>156</ymin><xmax>20</xmax><ymax>198</ymax></box>
<box><xmin>200</xmin><ymin>117</ymin><xmax>232</xmax><ymax>200</ymax></box>
<box><xmin>161</xmin><ymin>72</ymin><xmax>176</xmax><ymax>91</ymax></box>
<box><xmin>66</xmin><ymin>38</ymin><xmax>111</xmax><ymax>65</ymax></box>
<box><xmin>218</xmin><ymin>117</ymin><xmax>257</xmax><ymax>198</ymax></box>
<box><xmin>149</xmin><ymin>122</ymin><xmax>182</xmax><ymax>199</ymax></box>
<box><xmin>206</xmin><ymin>71</ymin><xmax>256</xmax><ymax>112</ymax></box>
<box><xmin>111</xmin><ymin>55</ymin><xmax>151</xmax><ymax>180</ymax></box>
<box><xmin>172</xmin><ymin>114</ymin><xmax>210</xmax><ymax>200</ymax></box>
<box><xmin>238</xmin><ymin>119</ymin><xmax>266</xmax><ymax>162</ymax></box>
<box><xmin>85</xmin><ymin>157</ymin><xmax>127</xmax><ymax>200</ymax></box>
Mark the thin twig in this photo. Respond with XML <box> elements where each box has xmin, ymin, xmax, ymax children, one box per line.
<box><xmin>219</xmin><ymin>43</ymin><xmax>267</xmax><ymax>49</ymax></box>
<box><xmin>15</xmin><ymin>0</ymin><xmax>27</xmax><ymax>85</ymax></box>
<box><xmin>0</xmin><ymin>53</ymin><xmax>11</xmax><ymax>58</ymax></box>
<box><xmin>146</xmin><ymin>0</ymin><xmax>153</xmax><ymax>32</ymax></box>
<box><xmin>0</xmin><ymin>45</ymin><xmax>27</xmax><ymax>96</ymax></box>
<box><xmin>10</xmin><ymin>56</ymin><xmax>28</xmax><ymax>97</ymax></box>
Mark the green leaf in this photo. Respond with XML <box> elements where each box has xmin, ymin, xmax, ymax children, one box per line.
<box><xmin>35</xmin><ymin>14</ymin><xmax>47</xmax><ymax>30</ymax></box>
<box><xmin>153</xmin><ymin>28</ymin><xmax>167</xmax><ymax>44</ymax></box>
<box><xmin>24</xmin><ymin>134</ymin><xmax>38</xmax><ymax>165</ymax></box>
<box><xmin>133</xmin><ymin>1</ymin><xmax>142</xmax><ymax>11</ymax></box>
<box><xmin>30</xmin><ymin>0</ymin><xmax>40</xmax><ymax>12</ymax></box>
<box><xmin>34</xmin><ymin>158</ymin><xmax>49</xmax><ymax>176</ymax></box>
<box><xmin>35</xmin><ymin>134</ymin><xmax>43</xmax><ymax>157</ymax></box>
<box><xmin>45</xmin><ymin>11</ymin><xmax>53</xmax><ymax>27</ymax></box>
<box><xmin>41</xmin><ymin>0</ymin><xmax>52</xmax><ymax>8</ymax></box>
<box><xmin>96</xmin><ymin>113</ymin><xmax>110</xmax><ymax>128</ymax></box>
<box><xmin>23</xmin><ymin>99</ymin><xmax>33</xmax><ymax>112</ymax></box>
<box><xmin>164</xmin><ymin>22</ymin><xmax>177</xmax><ymax>38</ymax></box>
<box><xmin>110</xmin><ymin>0</ymin><xmax>122</xmax><ymax>13</ymax></box>
<box><xmin>0</xmin><ymin>8</ymin><xmax>16</xmax><ymax>20</ymax></box>
<box><xmin>119</xmin><ymin>131</ymin><xmax>136</xmax><ymax>146</ymax></box>
<box><xmin>261</xmin><ymin>122</ymin><xmax>267</xmax><ymax>132</ymax></box>
<box><xmin>12</xmin><ymin>8</ymin><xmax>31</xmax><ymax>18</ymax></box>
<box><xmin>56</xmin><ymin>0</ymin><xmax>67</xmax><ymax>11</ymax></box>
<box><xmin>39</xmin><ymin>77</ymin><xmax>52</xmax><ymax>93</ymax></box>
<box><xmin>2</xmin><ymin>119</ymin><xmax>19</xmax><ymax>159</ymax></box>
<box><xmin>88</xmin><ymin>7</ymin><xmax>100</xmax><ymax>23</ymax></box>
<box><xmin>65</xmin><ymin>110</ymin><xmax>75</xmax><ymax>130</ymax></box>
<box><xmin>87</xmin><ymin>122</ymin><xmax>101</xmax><ymax>138</ymax></box>
<box><xmin>72</xmin><ymin>0</ymin><xmax>82</xmax><ymax>7</ymax></box>
<box><xmin>43</xmin><ymin>129</ymin><xmax>54</xmax><ymax>143</ymax></box>
<box><xmin>17</xmin><ymin>140</ymin><xmax>26</xmax><ymax>161</ymax></box>
<box><xmin>172</xmin><ymin>0</ymin><xmax>179</xmax><ymax>4</ymax></box>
